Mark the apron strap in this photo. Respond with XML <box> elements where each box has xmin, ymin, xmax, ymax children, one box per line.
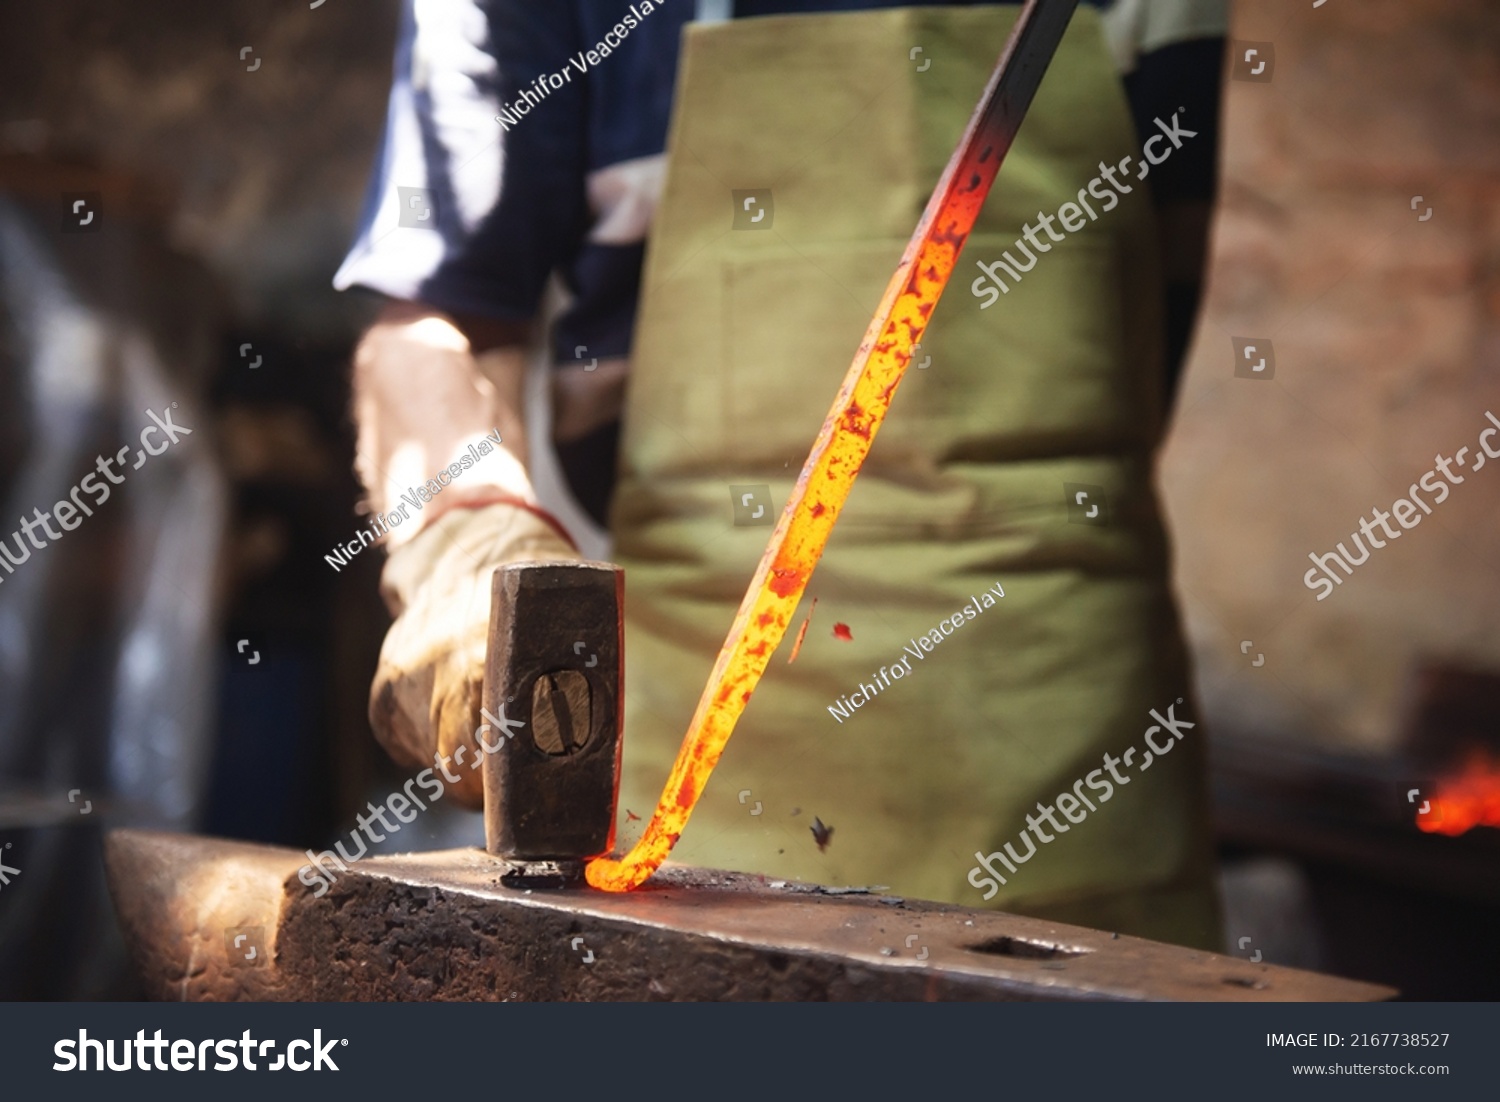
<box><xmin>695</xmin><ymin>0</ymin><xmax>732</xmax><ymax>23</ymax></box>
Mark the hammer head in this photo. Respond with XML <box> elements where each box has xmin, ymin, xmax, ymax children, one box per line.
<box><xmin>481</xmin><ymin>560</ymin><xmax>624</xmax><ymax>883</ymax></box>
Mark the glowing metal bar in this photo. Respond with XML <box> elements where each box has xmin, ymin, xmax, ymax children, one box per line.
<box><xmin>587</xmin><ymin>0</ymin><xmax>1080</xmax><ymax>892</ymax></box>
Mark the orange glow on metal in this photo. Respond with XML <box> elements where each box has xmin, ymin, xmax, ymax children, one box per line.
<box><xmin>1415</xmin><ymin>751</ymin><xmax>1500</xmax><ymax>836</ymax></box>
<box><xmin>586</xmin><ymin>1</ymin><xmax>1063</xmax><ymax>892</ymax></box>
<box><xmin>787</xmin><ymin>597</ymin><xmax>818</xmax><ymax>665</ymax></box>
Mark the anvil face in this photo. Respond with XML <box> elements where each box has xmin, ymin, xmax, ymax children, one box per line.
<box><xmin>481</xmin><ymin>561</ymin><xmax>625</xmax><ymax>878</ymax></box>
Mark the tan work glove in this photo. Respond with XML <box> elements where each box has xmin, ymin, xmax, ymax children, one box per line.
<box><xmin>370</xmin><ymin>501</ymin><xmax>578</xmax><ymax>807</ymax></box>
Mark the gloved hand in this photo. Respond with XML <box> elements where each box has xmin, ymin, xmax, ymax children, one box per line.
<box><xmin>370</xmin><ymin>501</ymin><xmax>578</xmax><ymax>807</ymax></box>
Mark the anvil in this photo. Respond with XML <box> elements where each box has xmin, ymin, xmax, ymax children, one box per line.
<box><xmin>104</xmin><ymin>830</ymin><xmax>1396</xmax><ymax>1002</ymax></box>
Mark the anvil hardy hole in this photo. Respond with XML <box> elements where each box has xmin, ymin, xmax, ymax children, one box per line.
<box><xmin>965</xmin><ymin>937</ymin><xmax>1086</xmax><ymax>960</ymax></box>
<box><xmin>532</xmin><ymin>670</ymin><xmax>591</xmax><ymax>755</ymax></box>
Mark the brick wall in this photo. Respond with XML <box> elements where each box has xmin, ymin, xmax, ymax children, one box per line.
<box><xmin>1162</xmin><ymin>0</ymin><xmax>1500</xmax><ymax>751</ymax></box>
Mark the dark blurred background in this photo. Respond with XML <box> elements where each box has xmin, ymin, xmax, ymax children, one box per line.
<box><xmin>0</xmin><ymin>0</ymin><xmax>403</xmax><ymax>999</ymax></box>
<box><xmin>0</xmin><ymin>0</ymin><xmax>1496</xmax><ymax>1000</ymax></box>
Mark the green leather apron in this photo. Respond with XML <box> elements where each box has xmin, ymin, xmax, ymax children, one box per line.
<box><xmin>609</xmin><ymin>5</ymin><xmax>1220</xmax><ymax>949</ymax></box>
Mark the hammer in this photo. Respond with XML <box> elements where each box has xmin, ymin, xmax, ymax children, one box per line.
<box><xmin>480</xmin><ymin>560</ymin><xmax>625</xmax><ymax>886</ymax></box>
